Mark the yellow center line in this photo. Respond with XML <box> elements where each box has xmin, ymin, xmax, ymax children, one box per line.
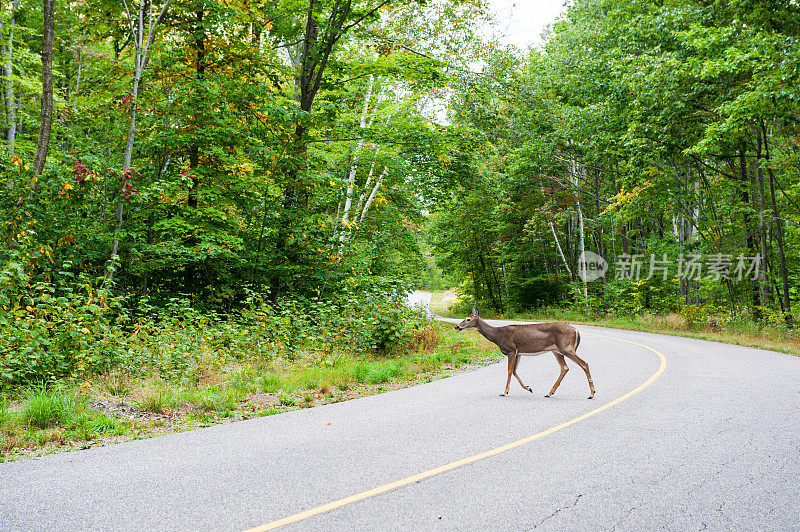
<box><xmin>244</xmin><ymin>332</ymin><xmax>667</xmax><ymax>532</ymax></box>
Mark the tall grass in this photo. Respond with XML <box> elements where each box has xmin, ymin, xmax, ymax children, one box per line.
<box><xmin>133</xmin><ymin>384</ymin><xmax>177</xmax><ymax>414</ymax></box>
<box><xmin>21</xmin><ymin>386</ymin><xmax>74</xmax><ymax>429</ymax></box>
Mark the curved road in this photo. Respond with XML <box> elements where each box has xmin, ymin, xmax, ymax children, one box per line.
<box><xmin>2</xmin><ymin>295</ymin><xmax>799</xmax><ymax>530</ymax></box>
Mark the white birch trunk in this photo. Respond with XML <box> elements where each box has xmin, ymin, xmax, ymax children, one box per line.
<box><xmin>578</xmin><ymin>202</ymin><xmax>587</xmax><ymax>297</ymax></box>
<box><xmin>108</xmin><ymin>0</ymin><xmax>170</xmax><ymax>281</ymax></box>
<box><xmin>6</xmin><ymin>0</ymin><xmax>19</xmax><ymax>151</ymax></box>
<box><xmin>355</xmin><ymin>155</ymin><xmax>378</xmax><ymax>216</ymax></box>
<box><xmin>358</xmin><ymin>168</ymin><xmax>387</xmax><ymax>223</ymax></box>
<box><xmin>340</xmin><ymin>75</ymin><xmax>375</xmax><ymax>232</ymax></box>
<box><xmin>550</xmin><ymin>222</ymin><xmax>572</xmax><ymax>276</ymax></box>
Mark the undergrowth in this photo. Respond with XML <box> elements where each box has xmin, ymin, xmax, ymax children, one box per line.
<box><xmin>0</xmin><ymin>321</ymin><xmax>498</xmax><ymax>461</ymax></box>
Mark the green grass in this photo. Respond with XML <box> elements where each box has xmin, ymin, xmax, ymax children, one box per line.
<box><xmin>348</xmin><ymin>360</ymin><xmax>405</xmax><ymax>384</ymax></box>
<box><xmin>257</xmin><ymin>374</ymin><xmax>282</xmax><ymax>393</ymax></box>
<box><xmin>0</xmin><ymin>385</ymin><xmax>139</xmax><ymax>459</ymax></box>
<box><xmin>21</xmin><ymin>386</ymin><xmax>74</xmax><ymax>429</ymax></box>
<box><xmin>414</xmin><ymin>350</ymin><xmax>471</xmax><ymax>370</ymax></box>
<box><xmin>0</xmin><ymin>398</ymin><xmax>13</xmax><ymax>427</ymax></box>
<box><xmin>100</xmin><ymin>371</ymin><xmax>132</xmax><ymax>398</ymax></box>
<box><xmin>134</xmin><ymin>386</ymin><xmax>176</xmax><ymax>414</ymax></box>
<box><xmin>1</xmin><ymin>321</ymin><xmax>502</xmax><ymax>461</ymax></box>
<box><xmin>87</xmin><ymin>413</ymin><xmax>119</xmax><ymax>434</ymax></box>
<box><xmin>277</xmin><ymin>393</ymin><xmax>296</xmax><ymax>406</ymax></box>
<box><xmin>189</xmin><ymin>387</ymin><xmax>238</xmax><ymax>416</ymax></box>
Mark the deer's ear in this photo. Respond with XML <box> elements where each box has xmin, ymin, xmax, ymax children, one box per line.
<box><xmin>472</xmin><ymin>307</ymin><xmax>479</xmax><ymax>316</ymax></box>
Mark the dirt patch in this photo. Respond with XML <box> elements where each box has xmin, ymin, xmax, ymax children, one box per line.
<box><xmin>242</xmin><ymin>393</ymin><xmax>278</xmax><ymax>407</ymax></box>
<box><xmin>92</xmin><ymin>399</ymin><xmax>168</xmax><ymax>421</ymax></box>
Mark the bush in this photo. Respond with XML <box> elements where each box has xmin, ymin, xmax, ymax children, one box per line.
<box><xmin>0</xmin><ymin>249</ymin><xmax>130</xmax><ymax>387</ymax></box>
<box><xmin>0</xmin><ymin>246</ymin><xmax>429</xmax><ymax>392</ymax></box>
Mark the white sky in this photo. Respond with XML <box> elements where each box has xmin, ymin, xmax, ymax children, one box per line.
<box><xmin>487</xmin><ymin>0</ymin><xmax>569</xmax><ymax>49</ymax></box>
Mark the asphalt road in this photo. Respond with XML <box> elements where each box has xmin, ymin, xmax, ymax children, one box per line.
<box><xmin>2</xmin><ymin>296</ymin><xmax>799</xmax><ymax>530</ymax></box>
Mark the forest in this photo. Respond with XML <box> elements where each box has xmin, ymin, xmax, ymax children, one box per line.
<box><xmin>434</xmin><ymin>0</ymin><xmax>800</xmax><ymax>329</ymax></box>
<box><xmin>2</xmin><ymin>0</ymin><xmax>800</xmax><ymax>392</ymax></box>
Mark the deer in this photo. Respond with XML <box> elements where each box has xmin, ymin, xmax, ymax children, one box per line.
<box><xmin>454</xmin><ymin>308</ymin><xmax>595</xmax><ymax>399</ymax></box>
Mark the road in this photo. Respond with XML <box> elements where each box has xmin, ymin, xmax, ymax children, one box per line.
<box><xmin>407</xmin><ymin>290</ymin><xmax>433</xmax><ymax>316</ymax></box>
<box><xmin>2</xmin><ymin>295</ymin><xmax>799</xmax><ymax>530</ymax></box>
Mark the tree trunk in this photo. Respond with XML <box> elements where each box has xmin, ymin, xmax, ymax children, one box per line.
<box><xmin>5</xmin><ymin>0</ymin><xmax>19</xmax><ymax>151</ymax></box>
<box><xmin>477</xmin><ymin>249</ymin><xmax>499</xmax><ymax>310</ymax></box>
<box><xmin>550</xmin><ymin>222</ymin><xmax>571</xmax><ymax>277</ymax></box>
<box><xmin>184</xmin><ymin>7</ymin><xmax>205</xmax><ymax>295</ymax></box>
<box><xmin>340</xmin><ymin>74</ymin><xmax>375</xmax><ymax>232</ymax></box>
<box><xmin>573</xmin><ymin>159</ymin><xmax>587</xmax><ymax>298</ymax></box>
<box><xmin>32</xmin><ymin>0</ymin><xmax>55</xmax><ymax>175</ymax></box>
<box><xmin>761</xmin><ymin>122</ymin><xmax>791</xmax><ymax>317</ymax></box>
<box><xmin>106</xmin><ymin>0</ymin><xmax>171</xmax><ymax>282</ymax></box>
<box><xmin>754</xmin><ymin>130</ymin><xmax>772</xmax><ymax>310</ymax></box>
<box><xmin>739</xmin><ymin>146</ymin><xmax>757</xmax><ymax>308</ymax></box>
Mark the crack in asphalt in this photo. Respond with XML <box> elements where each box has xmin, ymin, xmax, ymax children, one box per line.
<box><xmin>528</xmin><ymin>493</ymin><xmax>584</xmax><ymax>530</ymax></box>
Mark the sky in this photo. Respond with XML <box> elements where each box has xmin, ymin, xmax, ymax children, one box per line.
<box><xmin>486</xmin><ymin>0</ymin><xmax>570</xmax><ymax>49</ymax></box>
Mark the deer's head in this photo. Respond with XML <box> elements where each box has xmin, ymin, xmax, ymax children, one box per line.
<box><xmin>455</xmin><ymin>308</ymin><xmax>480</xmax><ymax>331</ymax></box>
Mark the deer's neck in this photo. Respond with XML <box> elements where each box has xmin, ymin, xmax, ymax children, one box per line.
<box><xmin>476</xmin><ymin>318</ymin><xmax>502</xmax><ymax>344</ymax></box>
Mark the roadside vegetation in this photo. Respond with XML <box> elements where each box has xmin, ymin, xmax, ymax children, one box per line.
<box><xmin>0</xmin><ymin>318</ymin><xmax>498</xmax><ymax>462</ymax></box>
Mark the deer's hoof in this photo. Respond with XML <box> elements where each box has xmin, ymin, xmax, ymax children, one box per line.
<box><xmin>544</xmin><ymin>394</ymin><xmax>551</xmax><ymax>398</ymax></box>
<box><xmin>526</xmin><ymin>387</ymin><xmax>532</xmax><ymax>393</ymax></box>
<box><xmin>588</xmin><ymin>395</ymin><xmax>594</xmax><ymax>400</ymax></box>
<box><xmin>499</xmin><ymin>393</ymin><xmax>507</xmax><ymax>397</ymax></box>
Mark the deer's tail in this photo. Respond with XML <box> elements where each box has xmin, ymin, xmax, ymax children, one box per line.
<box><xmin>575</xmin><ymin>329</ymin><xmax>581</xmax><ymax>350</ymax></box>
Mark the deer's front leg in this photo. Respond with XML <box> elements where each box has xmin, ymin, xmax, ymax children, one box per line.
<box><xmin>500</xmin><ymin>352</ymin><xmax>516</xmax><ymax>396</ymax></box>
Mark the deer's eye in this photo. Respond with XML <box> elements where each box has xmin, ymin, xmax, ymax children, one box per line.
<box><xmin>466</xmin><ymin>318</ymin><xmax>471</xmax><ymax>322</ymax></box>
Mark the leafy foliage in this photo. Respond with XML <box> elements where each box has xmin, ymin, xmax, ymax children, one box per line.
<box><xmin>429</xmin><ymin>0</ymin><xmax>800</xmax><ymax>327</ymax></box>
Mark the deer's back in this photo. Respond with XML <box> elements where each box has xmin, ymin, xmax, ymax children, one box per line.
<box><xmin>505</xmin><ymin>322</ymin><xmax>577</xmax><ymax>354</ymax></box>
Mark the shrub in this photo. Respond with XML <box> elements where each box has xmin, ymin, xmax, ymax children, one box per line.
<box><xmin>680</xmin><ymin>304</ymin><xmax>704</xmax><ymax>329</ymax></box>
<box><xmin>0</xmin><ymin>252</ymin><xmax>130</xmax><ymax>387</ymax></box>
<box><xmin>409</xmin><ymin>325</ymin><xmax>439</xmax><ymax>353</ymax></box>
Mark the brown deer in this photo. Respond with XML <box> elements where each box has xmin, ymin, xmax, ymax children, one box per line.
<box><xmin>455</xmin><ymin>308</ymin><xmax>595</xmax><ymax>399</ymax></box>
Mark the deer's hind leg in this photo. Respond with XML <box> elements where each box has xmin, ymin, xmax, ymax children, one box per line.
<box><xmin>563</xmin><ymin>350</ymin><xmax>595</xmax><ymax>399</ymax></box>
<box><xmin>511</xmin><ymin>354</ymin><xmax>532</xmax><ymax>393</ymax></box>
<box><xmin>545</xmin><ymin>352</ymin><xmax>569</xmax><ymax>398</ymax></box>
